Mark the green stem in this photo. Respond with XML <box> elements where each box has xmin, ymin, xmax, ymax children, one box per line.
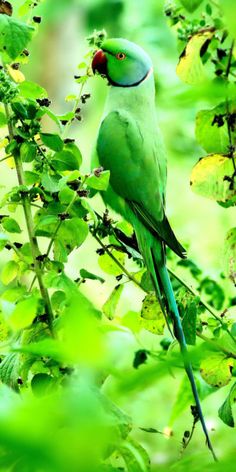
<box><xmin>4</xmin><ymin>103</ymin><xmax>55</xmax><ymax>336</ymax></box>
<box><xmin>92</xmin><ymin>231</ymin><xmax>144</xmax><ymax>290</ymax></box>
<box><xmin>197</xmin><ymin>331</ymin><xmax>236</xmax><ymax>359</ymax></box>
<box><xmin>168</xmin><ymin>266</ymin><xmax>236</xmax><ymax>345</ymax></box>
<box><xmin>62</xmin><ymin>81</ymin><xmax>86</xmax><ymax>138</ymax></box>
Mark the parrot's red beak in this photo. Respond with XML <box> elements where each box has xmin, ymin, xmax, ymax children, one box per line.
<box><xmin>92</xmin><ymin>49</ymin><xmax>107</xmax><ymax>75</ymax></box>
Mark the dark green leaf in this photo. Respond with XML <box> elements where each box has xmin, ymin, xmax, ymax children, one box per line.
<box><xmin>80</xmin><ymin>268</ymin><xmax>105</xmax><ymax>283</ymax></box>
<box><xmin>218</xmin><ymin>382</ymin><xmax>236</xmax><ymax>427</ymax></box>
<box><xmin>40</xmin><ymin>133</ymin><xmax>64</xmax><ymax>152</ymax></box>
<box><xmin>20</xmin><ymin>142</ymin><xmax>37</xmax><ymax>162</ymax></box>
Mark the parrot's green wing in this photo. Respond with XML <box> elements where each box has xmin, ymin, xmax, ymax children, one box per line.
<box><xmin>97</xmin><ymin>110</ymin><xmax>186</xmax><ymax>258</ymax></box>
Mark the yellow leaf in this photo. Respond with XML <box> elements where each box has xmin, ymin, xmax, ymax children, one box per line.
<box><xmin>0</xmin><ymin>137</ymin><xmax>9</xmax><ymax>149</ymax></box>
<box><xmin>140</xmin><ymin>293</ymin><xmax>165</xmax><ymax>335</ymax></box>
<box><xmin>190</xmin><ymin>154</ymin><xmax>236</xmax><ymax>202</ymax></box>
<box><xmin>6</xmin><ymin>156</ymin><xmax>15</xmax><ymax>169</ymax></box>
<box><xmin>7</xmin><ymin>65</ymin><xmax>25</xmax><ymax>83</ymax></box>
<box><xmin>176</xmin><ymin>32</ymin><xmax>213</xmax><ymax>85</ymax></box>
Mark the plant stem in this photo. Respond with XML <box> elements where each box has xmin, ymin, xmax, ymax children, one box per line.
<box><xmin>197</xmin><ymin>331</ymin><xmax>236</xmax><ymax>359</ymax></box>
<box><xmin>62</xmin><ymin>81</ymin><xmax>86</xmax><ymax>138</ymax></box>
<box><xmin>168</xmin><ymin>266</ymin><xmax>236</xmax><ymax>345</ymax></box>
<box><xmin>4</xmin><ymin>103</ymin><xmax>55</xmax><ymax>336</ymax></box>
<box><xmin>92</xmin><ymin>230</ymin><xmax>144</xmax><ymax>290</ymax></box>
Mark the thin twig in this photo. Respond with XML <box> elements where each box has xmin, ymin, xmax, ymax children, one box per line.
<box><xmin>4</xmin><ymin>103</ymin><xmax>55</xmax><ymax>337</ymax></box>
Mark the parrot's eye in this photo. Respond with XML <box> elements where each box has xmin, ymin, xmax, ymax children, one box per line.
<box><xmin>116</xmin><ymin>52</ymin><xmax>126</xmax><ymax>60</ymax></box>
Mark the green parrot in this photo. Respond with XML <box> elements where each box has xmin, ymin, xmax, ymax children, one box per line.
<box><xmin>92</xmin><ymin>38</ymin><xmax>216</xmax><ymax>460</ymax></box>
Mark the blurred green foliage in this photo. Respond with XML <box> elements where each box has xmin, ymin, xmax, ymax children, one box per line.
<box><xmin>0</xmin><ymin>0</ymin><xmax>235</xmax><ymax>471</ymax></box>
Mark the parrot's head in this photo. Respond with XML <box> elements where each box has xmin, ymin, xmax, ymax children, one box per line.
<box><xmin>92</xmin><ymin>38</ymin><xmax>152</xmax><ymax>87</ymax></box>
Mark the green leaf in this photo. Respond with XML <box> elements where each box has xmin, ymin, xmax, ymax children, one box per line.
<box><xmin>169</xmin><ymin>376</ymin><xmax>196</xmax><ymax>425</ymax></box>
<box><xmin>220</xmin><ymin>0</ymin><xmax>236</xmax><ymax>39</ymax></box>
<box><xmin>58</xmin><ymin>186</ymin><xmax>75</xmax><ymax>204</ymax></box>
<box><xmin>218</xmin><ymin>381</ymin><xmax>236</xmax><ymax>427</ymax></box>
<box><xmin>224</xmin><ymin>227</ymin><xmax>236</xmax><ymax>283</ymax></box>
<box><xmin>103</xmin><ymin>284</ymin><xmax>124</xmax><ymax>320</ymax></box>
<box><xmin>180</xmin><ymin>0</ymin><xmax>204</xmax><ymax>12</ymax></box>
<box><xmin>51</xmin><ymin>147</ymin><xmax>81</xmax><ymax>171</ymax></box>
<box><xmin>86</xmin><ymin>170</ymin><xmax>110</xmax><ymax>190</ymax></box>
<box><xmin>2</xmin><ymin>217</ymin><xmax>21</xmax><ymax>233</ymax></box>
<box><xmin>24</xmin><ymin>171</ymin><xmax>39</xmax><ymax>185</ymax></box>
<box><xmin>8</xmin><ymin>295</ymin><xmax>39</xmax><ymax>330</ymax></box>
<box><xmin>40</xmin><ymin>133</ymin><xmax>64</xmax><ymax>152</ymax></box>
<box><xmin>122</xmin><ymin>311</ymin><xmax>141</xmax><ymax>334</ymax></box>
<box><xmin>177</xmin><ymin>289</ymin><xmax>198</xmax><ymax>345</ymax></box>
<box><xmin>0</xmin><ymin>15</ymin><xmax>34</xmax><ymax>60</ymax></box>
<box><xmin>200</xmin><ymin>353</ymin><xmax>234</xmax><ymax>387</ymax></box>
<box><xmin>190</xmin><ymin>154</ymin><xmax>236</xmax><ymax>203</ymax></box>
<box><xmin>98</xmin><ymin>250</ymin><xmax>125</xmax><ymax>276</ymax></box>
<box><xmin>0</xmin><ymin>233</ymin><xmax>8</xmax><ymax>251</ymax></box>
<box><xmin>20</xmin><ymin>142</ymin><xmax>37</xmax><ymax>163</ymax></box>
<box><xmin>57</xmin><ymin>217</ymin><xmax>89</xmax><ymax>249</ymax></box>
<box><xmin>176</xmin><ymin>32</ymin><xmax>213</xmax><ymax>85</ymax></box>
<box><xmin>140</xmin><ymin>293</ymin><xmax>165</xmax><ymax>335</ymax></box>
<box><xmin>0</xmin><ymin>110</ymin><xmax>7</xmax><ymax>127</ymax></box>
<box><xmin>195</xmin><ymin>103</ymin><xmax>233</xmax><ymax>154</ymax></box>
<box><xmin>80</xmin><ymin>269</ymin><xmax>105</xmax><ymax>283</ymax></box>
<box><xmin>0</xmin><ymin>353</ymin><xmax>20</xmax><ymax>391</ymax></box>
<box><xmin>19</xmin><ymin>81</ymin><xmax>48</xmax><ymax>99</ymax></box>
<box><xmin>1</xmin><ymin>260</ymin><xmax>18</xmax><ymax>285</ymax></box>
<box><xmin>119</xmin><ymin>438</ymin><xmax>151</xmax><ymax>472</ymax></box>
<box><xmin>31</xmin><ymin>373</ymin><xmax>56</xmax><ymax>397</ymax></box>
<box><xmin>41</xmin><ymin>173</ymin><xmax>61</xmax><ymax>193</ymax></box>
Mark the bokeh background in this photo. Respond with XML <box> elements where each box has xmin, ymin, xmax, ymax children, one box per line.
<box><xmin>0</xmin><ymin>0</ymin><xmax>235</xmax><ymax>470</ymax></box>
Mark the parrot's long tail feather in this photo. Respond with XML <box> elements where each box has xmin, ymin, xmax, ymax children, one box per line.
<box><xmin>150</xmin><ymin>251</ymin><xmax>217</xmax><ymax>462</ymax></box>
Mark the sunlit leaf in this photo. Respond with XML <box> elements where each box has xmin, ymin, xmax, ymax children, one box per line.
<box><xmin>2</xmin><ymin>217</ymin><xmax>21</xmax><ymax>233</ymax></box>
<box><xmin>190</xmin><ymin>154</ymin><xmax>236</xmax><ymax>202</ymax></box>
<box><xmin>8</xmin><ymin>295</ymin><xmax>39</xmax><ymax>330</ymax></box>
<box><xmin>195</xmin><ymin>103</ymin><xmax>233</xmax><ymax>154</ymax></box>
<box><xmin>200</xmin><ymin>353</ymin><xmax>234</xmax><ymax>387</ymax></box>
<box><xmin>0</xmin><ymin>353</ymin><xmax>20</xmax><ymax>391</ymax></box>
<box><xmin>224</xmin><ymin>227</ymin><xmax>236</xmax><ymax>283</ymax></box>
<box><xmin>140</xmin><ymin>293</ymin><xmax>165</xmax><ymax>335</ymax></box>
<box><xmin>103</xmin><ymin>284</ymin><xmax>124</xmax><ymax>320</ymax></box>
<box><xmin>98</xmin><ymin>250</ymin><xmax>125</xmax><ymax>276</ymax></box>
<box><xmin>86</xmin><ymin>170</ymin><xmax>110</xmax><ymax>191</ymax></box>
<box><xmin>176</xmin><ymin>32</ymin><xmax>213</xmax><ymax>85</ymax></box>
<box><xmin>180</xmin><ymin>0</ymin><xmax>204</xmax><ymax>12</ymax></box>
<box><xmin>1</xmin><ymin>260</ymin><xmax>18</xmax><ymax>285</ymax></box>
<box><xmin>19</xmin><ymin>80</ymin><xmax>48</xmax><ymax>99</ymax></box>
<box><xmin>0</xmin><ymin>15</ymin><xmax>34</xmax><ymax>60</ymax></box>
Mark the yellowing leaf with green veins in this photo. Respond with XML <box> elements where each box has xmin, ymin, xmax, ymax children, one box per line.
<box><xmin>190</xmin><ymin>154</ymin><xmax>236</xmax><ymax>202</ymax></box>
<box><xmin>200</xmin><ymin>353</ymin><xmax>234</xmax><ymax>387</ymax></box>
<box><xmin>224</xmin><ymin>228</ymin><xmax>236</xmax><ymax>283</ymax></box>
<box><xmin>140</xmin><ymin>293</ymin><xmax>165</xmax><ymax>335</ymax></box>
<box><xmin>176</xmin><ymin>32</ymin><xmax>213</xmax><ymax>85</ymax></box>
<box><xmin>1</xmin><ymin>260</ymin><xmax>19</xmax><ymax>285</ymax></box>
<box><xmin>195</xmin><ymin>103</ymin><xmax>233</xmax><ymax>154</ymax></box>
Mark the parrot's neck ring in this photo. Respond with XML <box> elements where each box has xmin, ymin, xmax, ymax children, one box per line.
<box><xmin>108</xmin><ymin>67</ymin><xmax>153</xmax><ymax>88</ymax></box>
